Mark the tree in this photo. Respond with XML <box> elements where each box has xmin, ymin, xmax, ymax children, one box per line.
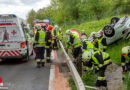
<box><xmin>27</xmin><ymin>9</ymin><xmax>36</xmax><ymax>27</ymax></box>
<box><xmin>86</xmin><ymin>0</ymin><xmax>108</xmax><ymax>20</ymax></box>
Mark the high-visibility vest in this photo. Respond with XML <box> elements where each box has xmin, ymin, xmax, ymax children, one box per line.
<box><xmin>82</xmin><ymin>40</ymin><xmax>94</xmax><ymax>51</ymax></box>
<box><xmin>59</xmin><ymin>31</ymin><xmax>63</xmax><ymax>40</ymax></box>
<box><xmin>45</xmin><ymin>30</ymin><xmax>52</xmax><ymax>48</ymax></box>
<box><xmin>51</xmin><ymin>30</ymin><xmax>59</xmax><ymax>39</ymax></box>
<box><xmin>98</xmin><ymin>36</ymin><xmax>104</xmax><ymax>51</ymax></box>
<box><xmin>92</xmin><ymin>51</ymin><xmax>112</xmax><ymax>68</ymax></box>
<box><xmin>34</xmin><ymin>30</ymin><xmax>45</xmax><ymax>47</ymax></box>
<box><xmin>71</xmin><ymin>33</ymin><xmax>81</xmax><ymax>48</ymax></box>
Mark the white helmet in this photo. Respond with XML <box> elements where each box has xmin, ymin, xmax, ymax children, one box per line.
<box><xmin>82</xmin><ymin>30</ymin><xmax>85</xmax><ymax>33</ymax></box>
<box><xmin>122</xmin><ymin>46</ymin><xmax>130</xmax><ymax>56</ymax></box>
<box><xmin>59</xmin><ymin>28</ymin><xmax>62</xmax><ymax>31</ymax></box>
<box><xmin>81</xmin><ymin>35</ymin><xmax>87</xmax><ymax>42</ymax></box>
<box><xmin>90</xmin><ymin>32</ymin><xmax>98</xmax><ymax>38</ymax></box>
<box><xmin>54</xmin><ymin>25</ymin><xmax>58</xmax><ymax>29</ymax></box>
<box><xmin>66</xmin><ymin>30</ymin><xmax>71</xmax><ymax>35</ymax></box>
<box><xmin>82</xmin><ymin>51</ymin><xmax>92</xmax><ymax>60</ymax></box>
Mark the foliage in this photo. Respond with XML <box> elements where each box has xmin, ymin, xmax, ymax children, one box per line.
<box><xmin>106</xmin><ymin>39</ymin><xmax>130</xmax><ymax>65</ymax></box>
<box><xmin>67</xmin><ymin>15</ymin><xmax>130</xmax><ymax>90</ymax></box>
<box><xmin>27</xmin><ymin>9</ymin><xmax>36</xmax><ymax>27</ymax></box>
<box><xmin>26</xmin><ymin>0</ymin><xmax>130</xmax><ymax>26</ymax></box>
<box><xmin>82</xmin><ymin>71</ymin><xmax>96</xmax><ymax>87</ymax></box>
<box><xmin>69</xmin><ymin>76</ymin><xmax>77</xmax><ymax>90</ymax></box>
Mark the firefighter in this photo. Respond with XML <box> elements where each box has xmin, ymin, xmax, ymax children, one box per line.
<box><xmin>66</xmin><ymin>30</ymin><xmax>81</xmax><ymax>59</ymax></box>
<box><xmin>82</xmin><ymin>39</ymin><xmax>94</xmax><ymax>52</ymax></box>
<box><xmin>121</xmin><ymin>46</ymin><xmax>130</xmax><ymax>72</ymax></box>
<box><xmin>98</xmin><ymin>31</ymin><xmax>107</xmax><ymax>51</ymax></box>
<box><xmin>34</xmin><ymin>24</ymin><xmax>46</xmax><ymax>68</ymax></box>
<box><xmin>82</xmin><ymin>51</ymin><xmax>112</xmax><ymax>87</ymax></box>
<box><xmin>81</xmin><ymin>30</ymin><xmax>87</xmax><ymax>38</ymax></box>
<box><xmin>59</xmin><ymin>28</ymin><xmax>63</xmax><ymax>41</ymax></box>
<box><xmin>90</xmin><ymin>32</ymin><xmax>99</xmax><ymax>50</ymax></box>
<box><xmin>51</xmin><ymin>25</ymin><xmax>59</xmax><ymax>49</ymax></box>
<box><xmin>45</xmin><ymin>25</ymin><xmax>53</xmax><ymax>63</ymax></box>
<box><xmin>64</xmin><ymin>30</ymin><xmax>71</xmax><ymax>53</ymax></box>
<box><xmin>91</xmin><ymin>32</ymin><xmax>106</xmax><ymax>51</ymax></box>
<box><xmin>41</xmin><ymin>25</ymin><xmax>47</xmax><ymax>32</ymax></box>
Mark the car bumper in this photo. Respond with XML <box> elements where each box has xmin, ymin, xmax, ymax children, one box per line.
<box><xmin>0</xmin><ymin>49</ymin><xmax>27</xmax><ymax>59</ymax></box>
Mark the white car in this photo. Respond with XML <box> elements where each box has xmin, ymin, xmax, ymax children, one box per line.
<box><xmin>0</xmin><ymin>14</ymin><xmax>33</xmax><ymax>61</ymax></box>
<box><xmin>102</xmin><ymin>16</ymin><xmax>130</xmax><ymax>44</ymax></box>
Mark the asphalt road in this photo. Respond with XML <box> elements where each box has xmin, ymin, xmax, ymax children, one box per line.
<box><xmin>0</xmin><ymin>55</ymin><xmax>50</xmax><ymax>90</ymax></box>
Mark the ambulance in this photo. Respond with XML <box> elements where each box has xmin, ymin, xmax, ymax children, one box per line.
<box><xmin>0</xmin><ymin>14</ymin><xmax>33</xmax><ymax>61</ymax></box>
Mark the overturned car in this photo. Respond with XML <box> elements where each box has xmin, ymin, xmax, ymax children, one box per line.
<box><xmin>102</xmin><ymin>16</ymin><xmax>130</xmax><ymax>45</ymax></box>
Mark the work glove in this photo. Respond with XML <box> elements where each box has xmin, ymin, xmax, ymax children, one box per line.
<box><xmin>122</xmin><ymin>69</ymin><xmax>127</xmax><ymax>72</ymax></box>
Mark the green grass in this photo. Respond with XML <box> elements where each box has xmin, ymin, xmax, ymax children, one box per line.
<box><xmin>69</xmin><ymin>76</ymin><xmax>77</xmax><ymax>90</ymax></box>
<box><xmin>82</xmin><ymin>71</ymin><xmax>96</xmax><ymax>90</ymax></box>
<box><xmin>106</xmin><ymin>39</ymin><xmax>130</xmax><ymax>65</ymax></box>
<box><xmin>64</xmin><ymin>14</ymin><xmax>130</xmax><ymax>89</ymax></box>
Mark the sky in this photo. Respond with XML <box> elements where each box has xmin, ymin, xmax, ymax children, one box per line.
<box><xmin>0</xmin><ymin>0</ymin><xmax>51</xmax><ymax>20</ymax></box>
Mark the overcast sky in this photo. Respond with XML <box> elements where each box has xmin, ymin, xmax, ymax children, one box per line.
<box><xmin>0</xmin><ymin>0</ymin><xmax>51</xmax><ymax>20</ymax></box>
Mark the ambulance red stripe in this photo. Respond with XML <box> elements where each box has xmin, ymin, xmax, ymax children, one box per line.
<box><xmin>15</xmin><ymin>50</ymin><xmax>20</xmax><ymax>55</ymax></box>
<box><xmin>7</xmin><ymin>51</ymin><xmax>13</xmax><ymax>56</ymax></box>
<box><xmin>11</xmin><ymin>51</ymin><xmax>17</xmax><ymax>56</ymax></box>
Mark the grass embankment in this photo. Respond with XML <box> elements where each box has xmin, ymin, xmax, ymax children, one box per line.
<box><xmin>63</xmin><ymin>15</ymin><xmax>130</xmax><ymax>89</ymax></box>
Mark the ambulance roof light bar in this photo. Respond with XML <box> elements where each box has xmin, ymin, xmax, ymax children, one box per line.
<box><xmin>0</xmin><ymin>14</ymin><xmax>17</xmax><ymax>18</ymax></box>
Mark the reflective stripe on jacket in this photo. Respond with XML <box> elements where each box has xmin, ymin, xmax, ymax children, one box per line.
<box><xmin>51</xmin><ymin>30</ymin><xmax>59</xmax><ymax>39</ymax></box>
<box><xmin>34</xmin><ymin>30</ymin><xmax>45</xmax><ymax>47</ymax></box>
<box><xmin>70</xmin><ymin>33</ymin><xmax>81</xmax><ymax>48</ymax></box>
<box><xmin>92</xmin><ymin>51</ymin><xmax>112</xmax><ymax>68</ymax></box>
<box><xmin>82</xmin><ymin>40</ymin><xmax>94</xmax><ymax>51</ymax></box>
<box><xmin>59</xmin><ymin>31</ymin><xmax>63</xmax><ymax>40</ymax></box>
<box><xmin>121</xmin><ymin>55</ymin><xmax>130</xmax><ymax>66</ymax></box>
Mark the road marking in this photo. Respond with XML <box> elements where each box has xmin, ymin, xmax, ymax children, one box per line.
<box><xmin>48</xmin><ymin>51</ymin><xmax>55</xmax><ymax>90</ymax></box>
<box><xmin>0</xmin><ymin>77</ymin><xmax>3</xmax><ymax>87</ymax></box>
<box><xmin>0</xmin><ymin>87</ymin><xmax>8</xmax><ymax>89</ymax></box>
<box><xmin>54</xmin><ymin>50</ymin><xmax>59</xmax><ymax>78</ymax></box>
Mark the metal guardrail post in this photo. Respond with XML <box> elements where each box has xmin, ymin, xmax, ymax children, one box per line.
<box><xmin>59</xmin><ymin>41</ymin><xmax>86</xmax><ymax>90</ymax></box>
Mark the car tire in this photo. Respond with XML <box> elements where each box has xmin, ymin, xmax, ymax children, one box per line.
<box><xmin>103</xmin><ymin>25</ymin><xmax>115</xmax><ymax>37</ymax></box>
<box><xmin>22</xmin><ymin>48</ymin><xmax>30</xmax><ymax>62</ymax></box>
<box><xmin>111</xmin><ymin>16</ymin><xmax>120</xmax><ymax>24</ymax></box>
<box><xmin>31</xmin><ymin>50</ymin><xmax>33</xmax><ymax>56</ymax></box>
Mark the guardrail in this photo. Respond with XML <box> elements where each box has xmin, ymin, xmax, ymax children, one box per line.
<box><xmin>59</xmin><ymin>41</ymin><xmax>98</xmax><ymax>90</ymax></box>
<box><xmin>59</xmin><ymin>41</ymin><xmax>85</xmax><ymax>90</ymax></box>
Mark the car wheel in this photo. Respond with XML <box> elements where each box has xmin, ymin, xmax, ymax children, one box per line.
<box><xmin>111</xmin><ymin>16</ymin><xmax>120</xmax><ymax>24</ymax></box>
<box><xmin>31</xmin><ymin>50</ymin><xmax>33</xmax><ymax>56</ymax></box>
<box><xmin>22</xmin><ymin>49</ymin><xmax>30</xmax><ymax>62</ymax></box>
<box><xmin>103</xmin><ymin>25</ymin><xmax>115</xmax><ymax>37</ymax></box>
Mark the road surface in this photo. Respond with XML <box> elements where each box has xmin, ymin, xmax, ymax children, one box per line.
<box><xmin>0</xmin><ymin>55</ymin><xmax>50</xmax><ymax>90</ymax></box>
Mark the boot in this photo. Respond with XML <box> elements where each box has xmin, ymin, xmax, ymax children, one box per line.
<box><xmin>95</xmin><ymin>80</ymin><xmax>102</xmax><ymax>87</ymax></box>
<box><xmin>102</xmin><ymin>80</ymin><xmax>107</xmax><ymax>87</ymax></box>
<box><xmin>47</xmin><ymin>59</ymin><xmax>51</xmax><ymax>63</ymax></box>
<box><xmin>41</xmin><ymin>62</ymin><xmax>45</xmax><ymax>67</ymax></box>
<box><xmin>37</xmin><ymin>62</ymin><xmax>41</xmax><ymax>68</ymax></box>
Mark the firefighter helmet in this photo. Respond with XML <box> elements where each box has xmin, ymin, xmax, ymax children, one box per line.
<box><xmin>59</xmin><ymin>28</ymin><xmax>62</xmax><ymax>32</ymax></box>
<box><xmin>54</xmin><ymin>25</ymin><xmax>58</xmax><ymax>30</ymax></box>
<box><xmin>122</xmin><ymin>46</ymin><xmax>130</xmax><ymax>56</ymax></box>
<box><xmin>66</xmin><ymin>30</ymin><xmax>71</xmax><ymax>35</ymax></box>
<box><xmin>82</xmin><ymin>51</ymin><xmax>92</xmax><ymax>60</ymax></box>
<box><xmin>90</xmin><ymin>32</ymin><xmax>98</xmax><ymax>38</ymax></box>
<box><xmin>35</xmin><ymin>24</ymin><xmax>41</xmax><ymax>30</ymax></box>
<box><xmin>81</xmin><ymin>35</ymin><xmax>87</xmax><ymax>42</ymax></box>
<box><xmin>47</xmin><ymin>25</ymin><xmax>53</xmax><ymax>30</ymax></box>
<box><xmin>82</xmin><ymin>30</ymin><xmax>85</xmax><ymax>33</ymax></box>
